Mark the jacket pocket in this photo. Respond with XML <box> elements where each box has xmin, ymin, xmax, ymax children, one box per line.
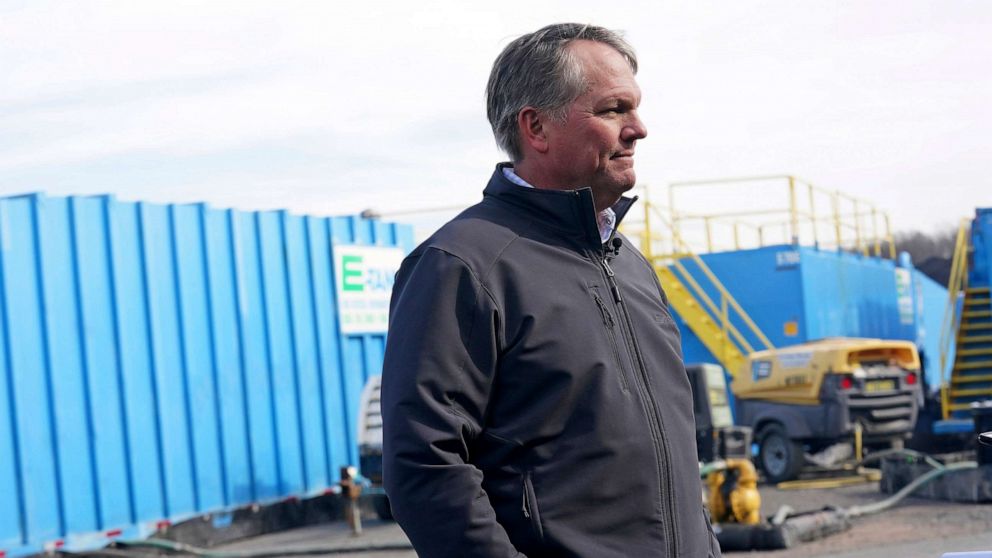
<box><xmin>521</xmin><ymin>471</ymin><xmax>545</xmax><ymax>542</ymax></box>
<box><xmin>593</xmin><ymin>291</ymin><xmax>631</xmax><ymax>393</ymax></box>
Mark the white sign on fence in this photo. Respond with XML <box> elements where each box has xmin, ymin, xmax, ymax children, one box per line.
<box><xmin>332</xmin><ymin>245</ymin><xmax>405</xmax><ymax>334</ymax></box>
<box><xmin>895</xmin><ymin>268</ymin><xmax>914</xmax><ymax>326</ymax></box>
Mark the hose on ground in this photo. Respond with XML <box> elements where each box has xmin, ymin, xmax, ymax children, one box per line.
<box><xmin>844</xmin><ymin>460</ymin><xmax>977</xmax><ymax>518</ymax></box>
<box><xmin>855</xmin><ymin>447</ymin><xmax>945</xmax><ymax>470</ymax></box>
<box><xmin>105</xmin><ymin>537</ymin><xmax>414</xmax><ymax>557</ymax></box>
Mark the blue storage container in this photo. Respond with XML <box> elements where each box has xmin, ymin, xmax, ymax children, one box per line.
<box><xmin>0</xmin><ymin>193</ymin><xmax>413</xmax><ymax>557</ymax></box>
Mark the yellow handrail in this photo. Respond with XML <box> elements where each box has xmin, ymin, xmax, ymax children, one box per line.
<box><xmin>637</xmin><ymin>198</ymin><xmax>774</xmax><ymax>363</ymax></box>
<box><xmin>667</xmin><ymin>175</ymin><xmax>896</xmax><ymax>258</ymax></box>
<box><xmin>938</xmin><ymin>218</ymin><xmax>971</xmax><ymax>420</ymax></box>
<box><xmin>669</xmin><ymin>259</ymin><xmax>756</xmax><ymax>354</ymax></box>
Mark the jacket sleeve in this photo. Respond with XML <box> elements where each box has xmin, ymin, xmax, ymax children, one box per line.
<box><xmin>381</xmin><ymin>247</ymin><xmax>524</xmax><ymax>558</ymax></box>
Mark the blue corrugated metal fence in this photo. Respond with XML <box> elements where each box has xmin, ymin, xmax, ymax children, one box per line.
<box><xmin>0</xmin><ymin>193</ymin><xmax>412</xmax><ymax>556</ymax></box>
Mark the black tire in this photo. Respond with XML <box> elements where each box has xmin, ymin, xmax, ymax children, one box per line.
<box><xmin>373</xmin><ymin>494</ymin><xmax>393</xmax><ymax>520</ymax></box>
<box><xmin>757</xmin><ymin>424</ymin><xmax>804</xmax><ymax>483</ymax></box>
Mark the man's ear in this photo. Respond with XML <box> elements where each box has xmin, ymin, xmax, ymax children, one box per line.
<box><xmin>517</xmin><ymin>107</ymin><xmax>550</xmax><ymax>155</ymax></box>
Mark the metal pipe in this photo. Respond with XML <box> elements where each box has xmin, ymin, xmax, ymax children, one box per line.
<box><xmin>340</xmin><ymin>466</ymin><xmax>363</xmax><ymax>536</ymax></box>
<box><xmin>854</xmin><ymin>423</ymin><xmax>863</xmax><ymax>462</ymax></box>
<box><xmin>885</xmin><ymin>214</ymin><xmax>896</xmax><ymax>259</ymax></box>
<box><xmin>832</xmin><ymin>192</ymin><xmax>842</xmax><ymax>252</ymax></box>
<box><xmin>788</xmin><ymin>176</ymin><xmax>799</xmax><ymax>245</ymax></box>
<box><xmin>807</xmin><ymin>183</ymin><xmax>818</xmax><ymax>248</ymax></box>
<box><xmin>669</xmin><ymin>174</ymin><xmax>791</xmax><ymax>187</ymax></box>
<box><xmin>871</xmin><ymin>208</ymin><xmax>881</xmax><ymax>257</ymax></box>
<box><xmin>668</xmin><ymin>184</ymin><xmax>678</xmax><ymax>250</ymax></box>
<box><xmin>704</xmin><ymin>217</ymin><xmax>714</xmax><ymax>253</ymax></box>
<box><xmin>853</xmin><ymin>199</ymin><xmax>865</xmax><ymax>255</ymax></box>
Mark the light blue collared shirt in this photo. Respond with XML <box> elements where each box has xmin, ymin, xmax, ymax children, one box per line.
<box><xmin>502</xmin><ymin>167</ymin><xmax>616</xmax><ymax>243</ymax></box>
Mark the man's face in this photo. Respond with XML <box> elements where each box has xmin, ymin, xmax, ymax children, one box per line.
<box><xmin>543</xmin><ymin>40</ymin><xmax>648</xmax><ymax>208</ymax></box>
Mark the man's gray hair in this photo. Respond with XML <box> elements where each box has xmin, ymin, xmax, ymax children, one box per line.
<box><xmin>486</xmin><ymin>23</ymin><xmax>638</xmax><ymax>162</ymax></box>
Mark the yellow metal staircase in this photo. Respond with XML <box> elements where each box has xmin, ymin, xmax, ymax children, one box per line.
<box><xmin>656</xmin><ymin>266</ymin><xmax>746</xmax><ymax>375</ymax></box>
<box><xmin>940</xmin><ymin>220</ymin><xmax>992</xmax><ymax>418</ymax></box>
<box><xmin>947</xmin><ymin>285</ymin><xmax>992</xmax><ymax>414</ymax></box>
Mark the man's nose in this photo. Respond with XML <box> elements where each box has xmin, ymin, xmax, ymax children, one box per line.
<box><xmin>621</xmin><ymin>112</ymin><xmax>648</xmax><ymax>142</ymax></box>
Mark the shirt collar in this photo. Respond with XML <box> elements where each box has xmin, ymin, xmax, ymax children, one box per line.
<box><xmin>502</xmin><ymin>166</ymin><xmax>617</xmax><ymax>243</ymax></box>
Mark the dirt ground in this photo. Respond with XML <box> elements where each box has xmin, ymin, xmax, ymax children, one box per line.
<box><xmin>732</xmin><ymin>480</ymin><xmax>992</xmax><ymax>557</ymax></box>
<box><xmin>207</xmin><ymin>479</ymin><xmax>992</xmax><ymax>557</ymax></box>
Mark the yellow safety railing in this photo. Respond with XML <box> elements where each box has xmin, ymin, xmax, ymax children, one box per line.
<box><xmin>938</xmin><ymin>218</ymin><xmax>972</xmax><ymax>420</ymax></box>
<box><xmin>666</xmin><ymin>175</ymin><xmax>896</xmax><ymax>258</ymax></box>
<box><xmin>624</xmin><ymin>191</ymin><xmax>774</xmax><ymax>371</ymax></box>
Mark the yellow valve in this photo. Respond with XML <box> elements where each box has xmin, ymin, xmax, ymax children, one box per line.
<box><xmin>706</xmin><ymin>458</ymin><xmax>762</xmax><ymax>525</ymax></box>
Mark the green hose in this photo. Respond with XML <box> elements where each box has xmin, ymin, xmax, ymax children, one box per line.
<box><xmin>699</xmin><ymin>460</ymin><xmax>728</xmax><ymax>478</ymax></box>
<box><xmin>855</xmin><ymin>448</ymin><xmax>945</xmax><ymax>470</ymax></box>
<box><xmin>844</xmin><ymin>460</ymin><xmax>978</xmax><ymax>518</ymax></box>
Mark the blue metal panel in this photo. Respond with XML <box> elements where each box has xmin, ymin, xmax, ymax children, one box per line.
<box><xmin>972</xmin><ymin>208</ymin><xmax>992</xmax><ymax>288</ymax></box>
<box><xmin>71</xmin><ymin>198</ymin><xmax>135</xmax><ymax>528</ymax></box>
<box><xmin>231</xmin><ymin>211</ymin><xmax>280</xmax><ymax>501</ymax></box>
<box><xmin>305</xmin><ymin>217</ymin><xmax>350</xmax><ymax>483</ymax></box>
<box><xmin>798</xmin><ymin>248</ymin><xmax>914</xmax><ymax>341</ymax></box>
<box><xmin>72</xmin><ymin>197</ymin><xmax>134</xmax><ymax>530</ymax></box>
<box><xmin>0</xmin><ymin>192</ymin><xmax>411</xmax><ymax>555</ymax></box>
<box><xmin>283</xmin><ymin>214</ymin><xmax>330</xmax><ymax>492</ymax></box>
<box><xmin>172</xmin><ymin>204</ymin><xmax>226</xmax><ymax>512</ymax></box>
<box><xmin>109</xmin><ymin>201</ymin><xmax>166</xmax><ymax>523</ymax></box>
<box><xmin>914</xmin><ymin>270</ymin><xmax>950</xmax><ymax>390</ymax></box>
<box><xmin>140</xmin><ymin>203</ymin><xmax>197</xmax><ymax>517</ymax></box>
<box><xmin>37</xmin><ymin>196</ymin><xmax>98</xmax><ymax>536</ymax></box>
<box><xmin>0</xmin><ymin>200</ymin><xmax>27</xmax><ymax>548</ymax></box>
<box><xmin>2</xmin><ymin>196</ymin><xmax>64</xmax><ymax>544</ymax></box>
<box><xmin>257</xmin><ymin>211</ymin><xmax>306</xmax><ymax>496</ymax></box>
<box><xmin>201</xmin><ymin>207</ymin><xmax>253</xmax><ymax>506</ymax></box>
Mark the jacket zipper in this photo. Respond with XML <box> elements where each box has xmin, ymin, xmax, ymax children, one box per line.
<box><xmin>594</xmin><ymin>293</ymin><xmax>631</xmax><ymax>393</ymax></box>
<box><xmin>600</xmin><ymin>254</ymin><xmax>679</xmax><ymax>557</ymax></box>
<box><xmin>521</xmin><ymin>471</ymin><xmax>544</xmax><ymax>541</ymax></box>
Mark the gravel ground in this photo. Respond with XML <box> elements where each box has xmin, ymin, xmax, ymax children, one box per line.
<box><xmin>99</xmin><ymin>479</ymin><xmax>990</xmax><ymax>557</ymax></box>
<box><xmin>734</xmin><ymin>480</ymin><xmax>992</xmax><ymax>557</ymax></box>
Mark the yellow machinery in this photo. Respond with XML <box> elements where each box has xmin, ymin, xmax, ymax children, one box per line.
<box><xmin>733</xmin><ymin>338</ymin><xmax>921</xmax><ymax>404</ymax></box>
<box><xmin>706</xmin><ymin>459</ymin><xmax>762</xmax><ymax>525</ymax></box>
<box><xmin>734</xmin><ymin>338</ymin><xmax>923</xmax><ymax>482</ymax></box>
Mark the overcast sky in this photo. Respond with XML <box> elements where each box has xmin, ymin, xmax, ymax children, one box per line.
<box><xmin>1</xmin><ymin>0</ymin><xmax>990</xmax><ymax>240</ymax></box>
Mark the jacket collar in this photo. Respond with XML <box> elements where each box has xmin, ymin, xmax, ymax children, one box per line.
<box><xmin>483</xmin><ymin>163</ymin><xmax>637</xmax><ymax>248</ymax></box>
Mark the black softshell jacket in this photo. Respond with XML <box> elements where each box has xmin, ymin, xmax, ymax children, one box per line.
<box><xmin>382</xmin><ymin>165</ymin><xmax>721</xmax><ymax>557</ymax></box>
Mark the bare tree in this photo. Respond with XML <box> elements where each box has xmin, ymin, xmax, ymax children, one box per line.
<box><xmin>894</xmin><ymin>227</ymin><xmax>958</xmax><ymax>286</ymax></box>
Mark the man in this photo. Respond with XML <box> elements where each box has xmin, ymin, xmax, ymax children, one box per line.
<box><xmin>381</xmin><ymin>23</ymin><xmax>721</xmax><ymax>557</ymax></box>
